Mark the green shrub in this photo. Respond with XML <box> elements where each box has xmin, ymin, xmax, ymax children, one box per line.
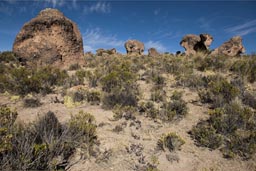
<box><xmin>160</xmin><ymin>92</ymin><xmax>188</xmax><ymax>121</ymax></box>
<box><xmin>138</xmin><ymin>101</ymin><xmax>159</xmax><ymax>119</ymax></box>
<box><xmin>230</xmin><ymin>59</ymin><xmax>250</xmax><ymax>77</ymax></box>
<box><xmin>100</xmin><ymin>62</ymin><xmax>136</xmax><ymax>93</ymax></box>
<box><xmin>157</xmin><ymin>132</ymin><xmax>185</xmax><ymax>152</ymax></box>
<box><xmin>86</xmin><ymin>90</ymin><xmax>101</xmax><ymax>105</ymax></box>
<box><xmin>85</xmin><ymin>70</ymin><xmax>101</xmax><ymax>88</ymax></box>
<box><xmin>0</xmin><ymin>66</ymin><xmax>68</xmax><ymax>95</ymax></box>
<box><xmin>72</xmin><ymin>89</ymin><xmax>86</xmax><ymax>102</ymax></box>
<box><xmin>248</xmin><ymin>59</ymin><xmax>256</xmax><ymax>83</ymax></box>
<box><xmin>0</xmin><ymin>107</ymin><xmax>18</xmax><ymax>154</ymax></box>
<box><xmin>176</xmin><ymin>74</ymin><xmax>205</xmax><ymax>89</ymax></box>
<box><xmin>230</xmin><ymin>57</ymin><xmax>256</xmax><ymax>83</ymax></box>
<box><xmin>100</xmin><ymin>60</ymin><xmax>139</xmax><ymax>109</ymax></box>
<box><xmin>195</xmin><ymin>55</ymin><xmax>227</xmax><ymax>72</ymax></box>
<box><xmin>0</xmin><ymin>110</ymin><xmax>98</xmax><ymax>170</ymax></box>
<box><xmin>113</xmin><ymin>105</ymin><xmax>137</xmax><ymax>120</ymax></box>
<box><xmin>68</xmin><ymin>111</ymin><xmax>97</xmax><ymax>156</ymax></box>
<box><xmin>0</xmin><ymin>51</ymin><xmax>17</xmax><ymax>63</ymax></box>
<box><xmin>198</xmin><ymin>76</ymin><xmax>240</xmax><ymax>108</ymax></box>
<box><xmin>222</xmin><ymin>131</ymin><xmax>256</xmax><ymax>159</ymax></box>
<box><xmin>190</xmin><ymin>101</ymin><xmax>256</xmax><ymax>159</ymax></box>
<box><xmin>23</xmin><ymin>97</ymin><xmax>42</xmax><ymax>108</ymax></box>
<box><xmin>75</xmin><ymin>69</ymin><xmax>87</xmax><ymax>84</ymax></box>
<box><xmin>151</xmin><ymin>88</ymin><xmax>166</xmax><ymax>103</ymax></box>
<box><xmin>242</xmin><ymin>91</ymin><xmax>256</xmax><ymax>109</ymax></box>
<box><xmin>69</xmin><ymin>63</ymin><xmax>81</xmax><ymax>70</ymax></box>
<box><xmin>102</xmin><ymin>85</ymin><xmax>139</xmax><ymax>109</ymax></box>
<box><xmin>190</xmin><ymin>121</ymin><xmax>223</xmax><ymax>149</ymax></box>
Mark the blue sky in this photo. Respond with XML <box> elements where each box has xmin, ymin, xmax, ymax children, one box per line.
<box><xmin>0</xmin><ymin>0</ymin><xmax>256</xmax><ymax>54</ymax></box>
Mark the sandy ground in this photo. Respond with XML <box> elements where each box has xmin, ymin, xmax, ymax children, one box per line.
<box><xmin>1</xmin><ymin>84</ymin><xmax>255</xmax><ymax>171</ymax></box>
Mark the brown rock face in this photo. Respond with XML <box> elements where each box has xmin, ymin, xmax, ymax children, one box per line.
<box><xmin>124</xmin><ymin>40</ymin><xmax>144</xmax><ymax>55</ymax></box>
<box><xmin>13</xmin><ymin>8</ymin><xmax>84</xmax><ymax>69</ymax></box>
<box><xmin>148</xmin><ymin>48</ymin><xmax>160</xmax><ymax>57</ymax></box>
<box><xmin>211</xmin><ymin>36</ymin><xmax>245</xmax><ymax>57</ymax></box>
<box><xmin>180</xmin><ymin>34</ymin><xmax>213</xmax><ymax>55</ymax></box>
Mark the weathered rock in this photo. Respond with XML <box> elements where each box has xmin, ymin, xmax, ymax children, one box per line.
<box><xmin>13</xmin><ymin>8</ymin><xmax>84</xmax><ymax>69</ymax></box>
<box><xmin>180</xmin><ymin>34</ymin><xmax>213</xmax><ymax>55</ymax></box>
<box><xmin>211</xmin><ymin>36</ymin><xmax>245</xmax><ymax>57</ymax></box>
<box><xmin>96</xmin><ymin>48</ymin><xmax>117</xmax><ymax>56</ymax></box>
<box><xmin>124</xmin><ymin>40</ymin><xmax>144</xmax><ymax>55</ymax></box>
<box><xmin>148</xmin><ymin>48</ymin><xmax>160</xmax><ymax>57</ymax></box>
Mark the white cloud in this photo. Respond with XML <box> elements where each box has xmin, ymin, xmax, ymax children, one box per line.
<box><xmin>145</xmin><ymin>41</ymin><xmax>167</xmax><ymax>53</ymax></box>
<box><xmin>225</xmin><ymin>20</ymin><xmax>256</xmax><ymax>36</ymax></box>
<box><xmin>83</xmin><ymin>45</ymin><xmax>94</xmax><ymax>52</ymax></box>
<box><xmin>45</xmin><ymin>0</ymin><xmax>65</xmax><ymax>8</ymax></box>
<box><xmin>83</xmin><ymin>1</ymin><xmax>111</xmax><ymax>14</ymax></box>
<box><xmin>83</xmin><ymin>28</ymin><xmax>124</xmax><ymax>52</ymax></box>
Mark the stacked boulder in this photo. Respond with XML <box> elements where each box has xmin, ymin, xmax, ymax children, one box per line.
<box><xmin>13</xmin><ymin>8</ymin><xmax>84</xmax><ymax>69</ymax></box>
<box><xmin>124</xmin><ymin>40</ymin><xmax>144</xmax><ymax>55</ymax></box>
<box><xmin>211</xmin><ymin>36</ymin><xmax>245</xmax><ymax>56</ymax></box>
<box><xmin>148</xmin><ymin>48</ymin><xmax>160</xmax><ymax>57</ymax></box>
<box><xmin>180</xmin><ymin>34</ymin><xmax>213</xmax><ymax>55</ymax></box>
<box><xmin>96</xmin><ymin>48</ymin><xmax>117</xmax><ymax>56</ymax></box>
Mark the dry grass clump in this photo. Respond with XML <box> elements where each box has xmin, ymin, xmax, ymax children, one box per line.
<box><xmin>157</xmin><ymin>132</ymin><xmax>185</xmax><ymax>152</ymax></box>
<box><xmin>0</xmin><ymin>107</ymin><xmax>98</xmax><ymax>170</ymax></box>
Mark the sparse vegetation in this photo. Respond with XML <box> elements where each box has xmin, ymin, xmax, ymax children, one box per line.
<box><xmin>1</xmin><ymin>51</ymin><xmax>256</xmax><ymax>170</ymax></box>
<box><xmin>190</xmin><ymin>101</ymin><xmax>256</xmax><ymax>159</ymax></box>
<box><xmin>198</xmin><ymin>75</ymin><xmax>240</xmax><ymax>108</ymax></box>
<box><xmin>160</xmin><ymin>91</ymin><xmax>188</xmax><ymax>121</ymax></box>
<box><xmin>0</xmin><ymin>65</ymin><xmax>68</xmax><ymax>95</ymax></box>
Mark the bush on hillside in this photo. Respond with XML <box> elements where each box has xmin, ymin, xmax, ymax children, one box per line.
<box><xmin>190</xmin><ymin>101</ymin><xmax>256</xmax><ymax>159</ymax></box>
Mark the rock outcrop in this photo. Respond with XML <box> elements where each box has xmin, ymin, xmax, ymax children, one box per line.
<box><xmin>96</xmin><ymin>48</ymin><xmax>117</xmax><ymax>56</ymax></box>
<box><xmin>124</xmin><ymin>40</ymin><xmax>144</xmax><ymax>55</ymax></box>
<box><xmin>148</xmin><ymin>48</ymin><xmax>160</xmax><ymax>57</ymax></box>
<box><xmin>13</xmin><ymin>8</ymin><xmax>84</xmax><ymax>69</ymax></box>
<box><xmin>180</xmin><ymin>34</ymin><xmax>213</xmax><ymax>55</ymax></box>
<box><xmin>211</xmin><ymin>36</ymin><xmax>245</xmax><ymax>57</ymax></box>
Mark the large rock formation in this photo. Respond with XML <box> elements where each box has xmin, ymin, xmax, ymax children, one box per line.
<box><xmin>180</xmin><ymin>34</ymin><xmax>213</xmax><ymax>55</ymax></box>
<box><xmin>211</xmin><ymin>36</ymin><xmax>245</xmax><ymax>57</ymax></box>
<box><xmin>13</xmin><ymin>8</ymin><xmax>84</xmax><ymax>69</ymax></box>
<box><xmin>148</xmin><ymin>48</ymin><xmax>160</xmax><ymax>57</ymax></box>
<box><xmin>124</xmin><ymin>40</ymin><xmax>144</xmax><ymax>55</ymax></box>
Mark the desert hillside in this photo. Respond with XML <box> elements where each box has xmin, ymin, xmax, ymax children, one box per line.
<box><xmin>1</xmin><ymin>51</ymin><xmax>256</xmax><ymax>171</ymax></box>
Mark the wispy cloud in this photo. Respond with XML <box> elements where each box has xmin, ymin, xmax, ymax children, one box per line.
<box><xmin>145</xmin><ymin>40</ymin><xmax>167</xmax><ymax>53</ymax></box>
<box><xmin>0</xmin><ymin>4</ymin><xmax>13</xmax><ymax>16</ymax></box>
<box><xmin>154</xmin><ymin>9</ymin><xmax>160</xmax><ymax>16</ymax></box>
<box><xmin>225</xmin><ymin>20</ymin><xmax>256</xmax><ymax>36</ymax></box>
<box><xmin>83</xmin><ymin>28</ymin><xmax>124</xmax><ymax>52</ymax></box>
<box><xmin>83</xmin><ymin>1</ymin><xmax>111</xmax><ymax>14</ymax></box>
<box><xmin>45</xmin><ymin>0</ymin><xmax>65</xmax><ymax>7</ymax></box>
<box><xmin>198</xmin><ymin>17</ymin><xmax>210</xmax><ymax>30</ymax></box>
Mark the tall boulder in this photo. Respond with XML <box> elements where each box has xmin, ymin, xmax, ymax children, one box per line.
<box><xmin>148</xmin><ymin>48</ymin><xmax>160</xmax><ymax>57</ymax></box>
<box><xmin>211</xmin><ymin>36</ymin><xmax>245</xmax><ymax>57</ymax></box>
<box><xmin>124</xmin><ymin>40</ymin><xmax>144</xmax><ymax>55</ymax></box>
<box><xmin>13</xmin><ymin>8</ymin><xmax>84</xmax><ymax>69</ymax></box>
<box><xmin>180</xmin><ymin>34</ymin><xmax>213</xmax><ymax>55</ymax></box>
